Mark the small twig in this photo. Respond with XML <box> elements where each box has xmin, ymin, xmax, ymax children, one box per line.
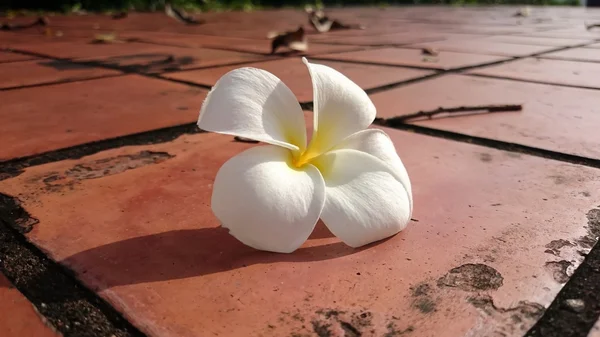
<box><xmin>586</xmin><ymin>23</ymin><xmax>600</xmax><ymax>31</ymax></box>
<box><xmin>389</xmin><ymin>104</ymin><xmax>522</xmax><ymax>123</ymax></box>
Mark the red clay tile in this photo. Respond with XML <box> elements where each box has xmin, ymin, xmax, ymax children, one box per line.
<box><xmin>1</xmin><ymin>128</ymin><xmax>599</xmax><ymax>336</ymax></box>
<box><xmin>524</xmin><ymin>29</ymin><xmax>600</xmax><ymax>39</ymax></box>
<box><xmin>0</xmin><ymin>51</ymin><xmax>36</xmax><ymax>63</ymax></box>
<box><xmin>590</xmin><ymin>320</ymin><xmax>600</xmax><ymax>337</ymax></box>
<box><xmin>317</xmin><ymin>47</ymin><xmax>509</xmax><ymax>70</ymax></box>
<box><xmin>164</xmin><ymin>58</ymin><xmax>433</xmax><ymax>102</ymax></box>
<box><xmin>541</xmin><ymin>48</ymin><xmax>600</xmax><ymax>63</ymax></box>
<box><xmin>0</xmin><ymin>75</ymin><xmax>206</xmax><ymax>160</ymax></box>
<box><xmin>10</xmin><ymin>41</ymin><xmax>266</xmax><ymax>71</ymax></box>
<box><xmin>0</xmin><ymin>59</ymin><xmax>121</xmax><ymax>89</ymax></box>
<box><xmin>470</xmin><ymin>58</ymin><xmax>600</xmax><ymax>89</ymax></box>
<box><xmin>120</xmin><ymin>32</ymin><xmax>360</xmax><ymax>56</ymax></box>
<box><xmin>480</xmin><ymin>35</ymin><xmax>592</xmax><ymax>47</ymax></box>
<box><xmin>320</xmin><ymin>32</ymin><xmax>446</xmax><ymax>46</ymax></box>
<box><xmin>409</xmin><ymin>39</ymin><xmax>555</xmax><ymax>57</ymax></box>
<box><xmin>0</xmin><ymin>274</ymin><xmax>60</xmax><ymax>337</ymax></box>
<box><xmin>370</xmin><ymin>74</ymin><xmax>600</xmax><ymax>159</ymax></box>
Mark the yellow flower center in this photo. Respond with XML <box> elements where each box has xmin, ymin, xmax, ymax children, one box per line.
<box><xmin>292</xmin><ymin>148</ymin><xmax>321</xmax><ymax>168</ymax></box>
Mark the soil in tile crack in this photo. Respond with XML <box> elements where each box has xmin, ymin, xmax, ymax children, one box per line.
<box><xmin>0</xmin><ymin>221</ymin><xmax>146</xmax><ymax>337</ymax></box>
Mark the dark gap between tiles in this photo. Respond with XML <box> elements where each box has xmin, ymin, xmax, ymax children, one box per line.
<box><xmin>524</xmin><ymin>238</ymin><xmax>600</xmax><ymax>337</ymax></box>
<box><xmin>0</xmin><ymin>123</ymin><xmax>203</xmax><ymax>181</ymax></box>
<box><xmin>465</xmin><ymin>73</ymin><xmax>600</xmax><ymax>91</ymax></box>
<box><xmin>378</xmin><ymin>121</ymin><xmax>600</xmax><ymax>170</ymax></box>
<box><xmin>0</xmin><ymin>212</ymin><xmax>148</xmax><ymax>337</ymax></box>
<box><xmin>0</xmin><ymin>73</ymin><xmax>126</xmax><ymax>92</ymax></box>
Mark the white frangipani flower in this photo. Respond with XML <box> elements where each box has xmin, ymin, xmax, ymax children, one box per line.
<box><xmin>198</xmin><ymin>57</ymin><xmax>413</xmax><ymax>253</ymax></box>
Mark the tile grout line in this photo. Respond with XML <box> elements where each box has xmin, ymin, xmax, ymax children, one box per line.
<box><xmin>0</xmin><ymin>73</ymin><xmax>128</xmax><ymax>92</ymax></box>
<box><xmin>378</xmin><ymin>122</ymin><xmax>600</xmax><ymax>170</ymax></box>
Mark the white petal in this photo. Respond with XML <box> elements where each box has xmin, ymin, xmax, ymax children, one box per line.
<box><xmin>303</xmin><ymin>57</ymin><xmax>376</xmax><ymax>155</ymax></box>
<box><xmin>198</xmin><ymin>67</ymin><xmax>307</xmax><ymax>153</ymax></box>
<box><xmin>211</xmin><ymin>145</ymin><xmax>325</xmax><ymax>253</ymax></box>
<box><xmin>333</xmin><ymin>129</ymin><xmax>413</xmax><ymax>213</ymax></box>
<box><xmin>313</xmin><ymin>149</ymin><xmax>411</xmax><ymax>248</ymax></box>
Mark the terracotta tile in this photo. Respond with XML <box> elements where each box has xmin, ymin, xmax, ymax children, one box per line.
<box><xmin>524</xmin><ymin>29</ymin><xmax>600</xmax><ymax>40</ymax></box>
<box><xmin>317</xmin><ymin>47</ymin><xmax>509</xmax><ymax>70</ymax></box>
<box><xmin>0</xmin><ymin>59</ymin><xmax>121</xmax><ymax>89</ymax></box>
<box><xmin>541</xmin><ymin>48</ymin><xmax>600</xmax><ymax>63</ymax></box>
<box><xmin>321</xmin><ymin>32</ymin><xmax>446</xmax><ymax>46</ymax></box>
<box><xmin>164</xmin><ymin>58</ymin><xmax>433</xmax><ymax>102</ymax></box>
<box><xmin>0</xmin><ymin>51</ymin><xmax>36</xmax><ymax>63</ymax></box>
<box><xmin>0</xmin><ymin>274</ymin><xmax>60</xmax><ymax>337</ymax></box>
<box><xmin>470</xmin><ymin>58</ymin><xmax>600</xmax><ymax>89</ymax></box>
<box><xmin>1</xmin><ymin>127</ymin><xmax>599</xmax><ymax>337</ymax></box>
<box><xmin>0</xmin><ymin>31</ymin><xmax>82</xmax><ymax>49</ymax></box>
<box><xmin>480</xmin><ymin>35</ymin><xmax>592</xmax><ymax>47</ymax></box>
<box><xmin>370</xmin><ymin>74</ymin><xmax>600</xmax><ymax>159</ymax></box>
<box><xmin>0</xmin><ymin>75</ymin><xmax>206</xmax><ymax>160</ymax></box>
<box><xmin>10</xmin><ymin>41</ymin><xmax>265</xmax><ymax>72</ymax></box>
<box><xmin>120</xmin><ymin>32</ymin><xmax>360</xmax><ymax>56</ymax></box>
<box><xmin>590</xmin><ymin>319</ymin><xmax>600</xmax><ymax>337</ymax></box>
<box><xmin>409</xmin><ymin>39</ymin><xmax>555</xmax><ymax>57</ymax></box>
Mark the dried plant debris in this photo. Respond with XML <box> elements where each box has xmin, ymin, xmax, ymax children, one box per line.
<box><xmin>586</xmin><ymin>22</ymin><xmax>600</xmax><ymax>31</ymax></box>
<box><xmin>305</xmin><ymin>5</ymin><xmax>364</xmax><ymax>33</ymax></box>
<box><xmin>0</xmin><ymin>16</ymin><xmax>48</xmax><ymax>31</ymax></box>
<box><xmin>269</xmin><ymin>26</ymin><xmax>308</xmax><ymax>54</ymax></box>
<box><xmin>91</xmin><ymin>33</ymin><xmax>125</xmax><ymax>44</ymax></box>
<box><xmin>111</xmin><ymin>12</ymin><xmax>128</xmax><ymax>20</ymax></box>
<box><xmin>513</xmin><ymin>7</ymin><xmax>531</xmax><ymax>18</ymax></box>
<box><xmin>165</xmin><ymin>3</ymin><xmax>204</xmax><ymax>25</ymax></box>
<box><xmin>390</xmin><ymin>104</ymin><xmax>522</xmax><ymax>123</ymax></box>
<box><xmin>421</xmin><ymin>47</ymin><xmax>439</xmax><ymax>56</ymax></box>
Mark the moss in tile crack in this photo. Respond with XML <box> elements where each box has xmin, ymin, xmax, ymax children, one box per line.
<box><xmin>544</xmin><ymin>260</ymin><xmax>572</xmax><ymax>284</ymax></box>
<box><xmin>577</xmin><ymin>208</ymin><xmax>600</xmax><ymax>249</ymax></box>
<box><xmin>0</xmin><ymin>193</ymin><xmax>39</xmax><ymax>233</ymax></box>
<box><xmin>33</xmin><ymin>150</ymin><xmax>173</xmax><ymax>193</ymax></box>
<box><xmin>437</xmin><ymin>263</ymin><xmax>504</xmax><ymax>291</ymax></box>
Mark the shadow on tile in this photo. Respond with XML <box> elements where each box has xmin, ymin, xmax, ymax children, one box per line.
<box><xmin>60</xmin><ymin>221</ymin><xmax>378</xmax><ymax>290</ymax></box>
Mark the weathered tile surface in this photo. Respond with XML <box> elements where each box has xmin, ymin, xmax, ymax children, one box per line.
<box><xmin>316</xmin><ymin>47</ymin><xmax>509</xmax><ymax>70</ymax></box>
<box><xmin>0</xmin><ymin>127</ymin><xmax>598</xmax><ymax>337</ymax></box>
<box><xmin>370</xmin><ymin>74</ymin><xmax>600</xmax><ymax>159</ymax></box>
<box><xmin>118</xmin><ymin>31</ymin><xmax>361</xmax><ymax>55</ymax></box>
<box><xmin>0</xmin><ymin>59</ymin><xmax>121</xmax><ymax>89</ymax></box>
<box><xmin>541</xmin><ymin>47</ymin><xmax>600</xmax><ymax>62</ymax></box>
<box><xmin>0</xmin><ymin>274</ymin><xmax>60</xmax><ymax>337</ymax></box>
<box><xmin>409</xmin><ymin>39</ymin><xmax>556</xmax><ymax>57</ymax></box>
<box><xmin>470</xmin><ymin>58</ymin><xmax>600</xmax><ymax>89</ymax></box>
<box><xmin>0</xmin><ymin>51</ymin><xmax>36</xmax><ymax>63</ymax></box>
<box><xmin>164</xmin><ymin>58</ymin><xmax>433</xmax><ymax>101</ymax></box>
<box><xmin>0</xmin><ymin>75</ymin><xmax>206</xmax><ymax>160</ymax></box>
<box><xmin>480</xmin><ymin>35</ymin><xmax>592</xmax><ymax>47</ymax></box>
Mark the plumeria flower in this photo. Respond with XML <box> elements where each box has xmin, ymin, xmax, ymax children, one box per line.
<box><xmin>198</xmin><ymin>57</ymin><xmax>413</xmax><ymax>253</ymax></box>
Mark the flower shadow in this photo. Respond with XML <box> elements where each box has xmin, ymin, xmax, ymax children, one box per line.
<box><xmin>61</xmin><ymin>221</ymin><xmax>356</xmax><ymax>291</ymax></box>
